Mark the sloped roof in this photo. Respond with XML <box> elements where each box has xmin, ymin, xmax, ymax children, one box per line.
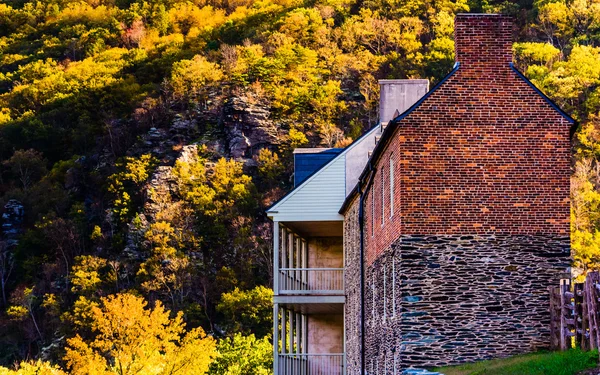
<box><xmin>267</xmin><ymin>124</ymin><xmax>381</xmax><ymax>222</ymax></box>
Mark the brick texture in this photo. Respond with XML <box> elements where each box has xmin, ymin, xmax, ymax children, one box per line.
<box><xmin>363</xmin><ymin>14</ymin><xmax>571</xmax><ymax>264</ymax></box>
<box><xmin>343</xmin><ymin>14</ymin><xmax>572</xmax><ymax>371</ymax></box>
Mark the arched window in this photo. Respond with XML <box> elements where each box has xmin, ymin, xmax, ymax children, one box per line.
<box><xmin>383</xmin><ymin>262</ymin><xmax>387</xmax><ymax>323</ymax></box>
<box><xmin>392</xmin><ymin>258</ymin><xmax>396</xmax><ymax>317</ymax></box>
<box><xmin>372</xmin><ymin>276</ymin><xmax>376</xmax><ymax>319</ymax></box>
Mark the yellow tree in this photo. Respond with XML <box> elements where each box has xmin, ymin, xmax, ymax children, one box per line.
<box><xmin>70</xmin><ymin>255</ymin><xmax>109</xmax><ymax>296</ymax></box>
<box><xmin>138</xmin><ymin>221</ymin><xmax>192</xmax><ymax>307</ymax></box>
<box><xmin>64</xmin><ymin>293</ymin><xmax>216</xmax><ymax>375</ymax></box>
<box><xmin>0</xmin><ymin>361</ymin><xmax>66</xmax><ymax>375</ymax></box>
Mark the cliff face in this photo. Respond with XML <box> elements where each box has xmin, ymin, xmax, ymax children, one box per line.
<box><xmin>223</xmin><ymin>94</ymin><xmax>281</xmax><ymax>162</ymax></box>
<box><xmin>1</xmin><ymin>200</ymin><xmax>24</xmax><ymax>249</ymax></box>
<box><xmin>110</xmin><ymin>91</ymin><xmax>282</xmax><ymax>268</ymax></box>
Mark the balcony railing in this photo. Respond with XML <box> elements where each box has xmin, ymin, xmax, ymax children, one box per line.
<box><xmin>278</xmin><ymin>354</ymin><xmax>345</xmax><ymax>375</ymax></box>
<box><xmin>278</xmin><ymin>268</ymin><xmax>344</xmax><ymax>295</ymax></box>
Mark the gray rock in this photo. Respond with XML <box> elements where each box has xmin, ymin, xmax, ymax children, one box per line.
<box><xmin>223</xmin><ymin>94</ymin><xmax>279</xmax><ymax>159</ymax></box>
<box><xmin>1</xmin><ymin>200</ymin><xmax>24</xmax><ymax>248</ymax></box>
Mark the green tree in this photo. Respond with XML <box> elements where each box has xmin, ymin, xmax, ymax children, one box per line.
<box><xmin>137</xmin><ymin>221</ymin><xmax>192</xmax><ymax>308</ymax></box>
<box><xmin>209</xmin><ymin>334</ymin><xmax>273</xmax><ymax>375</ymax></box>
<box><xmin>3</xmin><ymin>149</ymin><xmax>47</xmax><ymax>192</ymax></box>
<box><xmin>216</xmin><ymin>286</ymin><xmax>273</xmax><ymax>337</ymax></box>
<box><xmin>108</xmin><ymin>154</ymin><xmax>157</xmax><ymax>222</ymax></box>
<box><xmin>71</xmin><ymin>256</ymin><xmax>109</xmax><ymax>296</ymax></box>
<box><xmin>170</xmin><ymin>55</ymin><xmax>224</xmax><ymax>103</ymax></box>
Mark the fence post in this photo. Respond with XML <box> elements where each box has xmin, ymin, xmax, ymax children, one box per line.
<box><xmin>587</xmin><ymin>272</ymin><xmax>600</xmax><ymax>349</ymax></box>
<box><xmin>549</xmin><ymin>286</ymin><xmax>560</xmax><ymax>350</ymax></box>
<box><xmin>574</xmin><ymin>283</ymin><xmax>584</xmax><ymax>349</ymax></box>
<box><xmin>560</xmin><ymin>279</ymin><xmax>571</xmax><ymax>350</ymax></box>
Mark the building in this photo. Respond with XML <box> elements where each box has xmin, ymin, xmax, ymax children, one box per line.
<box><xmin>268</xmin><ymin>13</ymin><xmax>573</xmax><ymax>374</ymax></box>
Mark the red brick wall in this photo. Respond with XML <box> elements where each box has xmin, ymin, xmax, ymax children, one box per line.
<box><xmin>364</xmin><ymin>14</ymin><xmax>572</xmax><ymax>264</ymax></box>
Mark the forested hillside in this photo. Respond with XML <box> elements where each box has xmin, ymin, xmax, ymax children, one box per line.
<box><xmin>0</xmin><ymin>0</ymin><xmax>599</xmax><ymax>372</ymax></box>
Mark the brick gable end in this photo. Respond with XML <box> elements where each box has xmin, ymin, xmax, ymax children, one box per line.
<box><xmin>364</xmin><ymin>31</ymin><xmax>571</xmax><ymax>263</ymax></box>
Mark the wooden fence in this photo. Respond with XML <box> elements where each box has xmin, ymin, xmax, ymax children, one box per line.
<box><xmin>549</xmin><ymin>271</ymin><xmax>600</xmax><ymax>350</ymax></box>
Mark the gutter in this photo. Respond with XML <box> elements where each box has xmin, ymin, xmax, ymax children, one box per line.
<box><xmin>358</xmin><ymin>164</ymin><xmax>376</xmax><ymax>375</ymax></box>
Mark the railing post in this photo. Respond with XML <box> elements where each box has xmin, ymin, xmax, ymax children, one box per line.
<box><xmin>282</xmin><ymin>308</ymin><xmax>287</xmax><ymax>355</ymax></box>
<box><xmin>301</xmin><ymin>240</ymin><xmax>307</xmax><ymax>291</ymax></box>
<box><xmin>274</xmin><ymin>221</ymin><xmax>279</xmax><ymax>295</ymax></box>
<box><xmin>274</xmin><ymin>303</ymin><xmax>279</xmax><ymax>375</ymax></box>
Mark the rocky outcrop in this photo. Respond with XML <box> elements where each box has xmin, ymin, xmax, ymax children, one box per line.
<box><xmin>119</xmin><ymin>92</ymin><xmax>278</xmax><ymax>256</ymax></box>
<box><xmin>223</xmin><ymin>94</ymin><xmax>280</xmax><ymax>162</ymax></box>
<box><xmin>1</xmin><ymin>200</ymin><xmax>24</xmax><ymax>248</ymax></box>
<box><xmin>144</xmin><ymin>144</ymin><xmax>199</xmax><ymax>219</ymax></box>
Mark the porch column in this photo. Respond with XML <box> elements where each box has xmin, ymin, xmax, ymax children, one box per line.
<box><xmin>273</xmin><ymin>221</ymin><xmax>279</xmax><ymax>375</ymax></box>
<box><xmin>274</xmin><ymin>221</ymin><xmax>280</xmax><ymax>294</ymax></box>
<box><xmin>273</xmin><ymin>303</ymin><xmax>279</xmax><ymax>375</ymax></box>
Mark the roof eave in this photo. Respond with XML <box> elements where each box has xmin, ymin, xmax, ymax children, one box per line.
<box><xmin>340</xmin><ymin>62</ymin><xmax>462</xmax><ymax>213</ymax></box>
<box><xmin>266</xmin><ymin>123</ymin><xmax>384</xmax><ymax>214</ymax></box>
<box><xmin>509</xmin><ymin>62</ymin><xmax>575</xmax><ymax>125</ymax></box>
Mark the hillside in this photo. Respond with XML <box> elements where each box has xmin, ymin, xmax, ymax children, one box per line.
<box><xmin>0</xmin><ymin>0</ymin><xmax>600</xmax><ymax>372</ymax></box>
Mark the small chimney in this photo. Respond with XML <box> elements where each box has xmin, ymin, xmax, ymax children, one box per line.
<box><xmin>378</xmin><ymin>79</ymin><xmax>429</xmax><ymax>123</ymax></box>
<box><xmin>454</xmin><ymin>13</ymin><xmax>513</xmax><ymax>70</ymax></box>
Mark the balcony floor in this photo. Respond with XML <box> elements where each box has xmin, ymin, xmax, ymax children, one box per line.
<box><xmin>275</xmin><ymin>295</ymin><xmax>345</xmax><ymax>314</ymax></box>
<box><xmin>283</xmin><ymin>221</ymin><xmax>343</xmax><ymax>237</ymax></box>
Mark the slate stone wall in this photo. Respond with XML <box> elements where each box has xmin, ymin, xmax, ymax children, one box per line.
<box><xmin>360</xmin><ymin>234</ymin><xmax>570</xmax><ymax>370</ymax></box>
<box><xmin>343</xmin><ymin>198</ymin><xmax>362</xmax><ymax>375</ymax></box>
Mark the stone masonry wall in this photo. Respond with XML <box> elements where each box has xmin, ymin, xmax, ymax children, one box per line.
<box><xmin>344</xmin><ymin>199</ymin><xmax>362</xmax><ymax>375</ymax></box>
<box><xmin>364</xmin><ymin>234</ymin><xmax>570</xmax><ymax>370</ymax></box>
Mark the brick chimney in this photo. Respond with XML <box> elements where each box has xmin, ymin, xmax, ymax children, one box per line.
<box><xmin>454</xmin><ymin>14</ymin><xmax>513</xmax><ymax>70</ymax></box>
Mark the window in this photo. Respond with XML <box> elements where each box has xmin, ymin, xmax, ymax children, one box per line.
<box><xmin>390</xmin><ymin>156</ymin><xmax>394</xmax><ymax>218</ymax></box>
<box><xmin>372</xmin><ymin>276</ymin><xmax>376</xmax><ymax>320</ymax></box>
<box><xmin>383</xmin><ymin>263</ymin><xmax>387</xmax><ymax>323</ymax></box>
<box><xmin>384</xmin><ymin>353</ymin><xmax>388</xmax><ymax>374</ymax></box>
<box><xmin>381</xmin><ymin>167</ymin><xmax>385</xmax><ymax>226</ymax></box>
<box><xmin>392</xmin><ymin>259</ymin><xmax>396</xmax><ymax>317</ymax></box>
<box><xmin>371</xmin><ymin>186</ymin><xmax>375</xmax><ymax>237</ymax></box>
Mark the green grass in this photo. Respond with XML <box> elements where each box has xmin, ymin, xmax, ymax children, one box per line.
<box><xmin>435</xmin><ymin>349</ymin><xmax>598</xmax><ymax>375</ymax></box>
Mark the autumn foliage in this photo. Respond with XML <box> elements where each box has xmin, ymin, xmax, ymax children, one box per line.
<box><xmin>0</xmin><ymin>0</ymin><xmax>600</xmax><ymax>372</ymax></box>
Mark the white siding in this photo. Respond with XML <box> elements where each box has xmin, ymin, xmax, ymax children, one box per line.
<box><xmin>269</xmin><ymin>156</ymin><xmax>345</xmax><ymax>222</ymax></box>
<box><xmin>268</xmin><ymin>124</ymin><xmax>385</xmax><ymax>222</ymax></box>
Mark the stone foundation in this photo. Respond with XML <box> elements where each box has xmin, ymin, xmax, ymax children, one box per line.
<box><xmin>346</xmin><ymin>233</ymin><xmax>570</xmax><ymax>372</ymax></box>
